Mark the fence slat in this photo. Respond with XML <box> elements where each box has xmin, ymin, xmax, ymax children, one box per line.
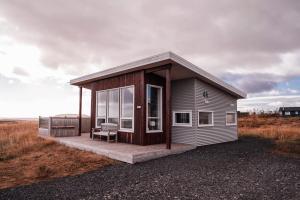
<box><xmin>38</xmin><ymin>116</ymin><xmax>91</xmax><ymax>137</ymax></box>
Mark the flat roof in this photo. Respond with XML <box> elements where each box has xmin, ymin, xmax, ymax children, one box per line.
<box><xmin>70</xmin><ymin>52</ymin><xmax>246</xmax><ymax>98</ymax></box>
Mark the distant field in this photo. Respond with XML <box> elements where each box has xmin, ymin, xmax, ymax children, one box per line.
<box><xmin>0</xmin><ymin>116</ymin><xmax>299</xmax><ymax>189</ymax></box>
<box><xmin>238</xmin><ymin>115</ymin><xmax>300</xmax><ymax>155</ymax></box>
<box><xmin>0</xmin><ymin>120</ymin><xmax>116</xmax><ymax>189</ymax></box>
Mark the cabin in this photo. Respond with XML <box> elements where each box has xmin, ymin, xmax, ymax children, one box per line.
<box><xmin>279</xmin><ymin>107</ymin><xmax>300</xmax><ymax>117</ymax></box>
<box><xmin>70</xmin><ymin>52</ymin><xmax>246</xmax><ymax>149</ymax></box>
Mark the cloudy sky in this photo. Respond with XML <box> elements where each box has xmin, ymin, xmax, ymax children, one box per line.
<box><xmin>0</xmin><ymin>0</ymin><xmax>300</xmax><ymax>118</ymax></box>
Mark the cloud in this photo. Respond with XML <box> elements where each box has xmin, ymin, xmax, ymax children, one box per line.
<box><xmin>0</xmin><ymin>0</ymin><xmax>300</xmax><ymax>76</ymax></box>
<box><xmin>222</xmin><ymin>72</ymin><xmax>300</xmax><ymax>96</ymax></box>
<box><xmin>238</xmin><ymin>95</ymin><xmax>300</xmax><ymax>112</ymax></box>
<box><xmin>0</xmin><ymin>74</ymin><xmax>91</xmax><ymax>118</ymax></box>
<box><xmin>0</xmin><ymin>0</ymin><xmax>300</xmax><ymax>116</ymax></box>
<box><xmin>222</xmin><ymin>73</ymin><xmax>279</xmax><ymax>93</ymax></box>
<box><xmin>13</xmin><ymin>67</ymin><xmax>29</xmax><ymax>76</ymax></box>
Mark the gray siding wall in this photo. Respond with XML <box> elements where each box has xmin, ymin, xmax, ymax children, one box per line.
<box><xmin>171</xmin><ymin>79</ymin><xmax>197</xmax><ymax>144</ymax></box>
<box><xmin>194</xmin><ymin>79</ymin><xmax>237</xmax><ymax>146</ymax></box>
<box><xmin>171</xmin><ymin>78</ymin><xmax>238</xmax><ymax>146</ymax></box>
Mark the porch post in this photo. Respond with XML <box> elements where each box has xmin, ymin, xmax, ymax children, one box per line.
<box><xmin>78</xmin><ymin>86</ymin><xmax>82</xmax><ymax>136</ymax></box>
<box><xmin>166</xmin><ymin>66</ymin><xmax>172</xmax><ymax>149</ymax></box>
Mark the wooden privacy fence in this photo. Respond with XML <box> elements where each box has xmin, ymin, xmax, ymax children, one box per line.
<box><xmin>38</xmin><ymin>116</ymin><xmax>91</xmax><ymax>137</ymax></box>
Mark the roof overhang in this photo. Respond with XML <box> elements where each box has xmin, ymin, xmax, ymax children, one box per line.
<box><xmin>70</xmin><ymin>52</ymin><xmax>247</xmax><ymax>99</ymax></box>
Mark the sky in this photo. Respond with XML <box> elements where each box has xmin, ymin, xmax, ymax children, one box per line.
<box><xmin>0</xmin><ymin>0</ymin><xmax>300</xmax><ymax>118</ymax></box>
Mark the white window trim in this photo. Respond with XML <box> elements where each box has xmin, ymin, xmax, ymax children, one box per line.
<box><xmin>107</xmin><ymin>88</ymin><xmax>120</xmax><ymax>122</ymax></box>
<box><xmin>172</xmin><ymin>110</ymin><xmax>192</xmax><ymax>127</ymax></box>
<box><xmin>119</xmin><ymin>85</ymin><xmax>135</xmax><ymax>133</ymax></box>
<box><xmin>95</xmin><ymin>86</ymin><xmax>135</xmax><ymax>133</ymax></box>
<box><xmin>95</xmin><ymin>90</ymin><xmax>107</xmax><ymax>128</ymax></box>
<box><xmin>226</xmin><ymin>111</ymin><xmax>237</xmax><ymax>126</ymax></box>
<box><xmin>198</xmin><ymin>110</ymin><xmax>214</xmax><ymax>127</ymax></box>
<box><xmin>146</xmin><ymin>84</ymin><xmax>163</xmax><ymax>133</ymax></box>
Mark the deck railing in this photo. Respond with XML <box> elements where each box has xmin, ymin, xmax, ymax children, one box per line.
<box><xmin>38</xmin><ymin>116</ymin><xmax>91</xmax><ymax>137</ymax></box>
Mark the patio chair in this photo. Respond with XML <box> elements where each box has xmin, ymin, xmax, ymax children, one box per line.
<box><xmin>92</xmin><ymin>123</ymin><xmax>118</xmax><ymax>142</ymax></box>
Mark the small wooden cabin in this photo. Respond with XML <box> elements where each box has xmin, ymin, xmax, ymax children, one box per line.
<box><xmin>70</xmin><ymin>52</ymin><xmax>246</xmax><ymax>149</ymax></box>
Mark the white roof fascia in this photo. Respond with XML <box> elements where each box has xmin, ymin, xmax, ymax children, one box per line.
<box><xmin>169</xmin><ymin>52</ymin><xmax>247</xmax><ymax>98</ymax></box>
<box><xmin>70</xmin><ymin>51</ymin><xmax>246</xmax><ymax>98</ymax></box>
<box><xmin>70</xmin><ymin>52</ymin><xmax>171</xmax><ymax>85</ymax></box>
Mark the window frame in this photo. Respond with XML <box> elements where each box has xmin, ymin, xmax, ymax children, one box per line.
<box><xmin>95</xmin><ymin>85</ymin><xmax>135</xmax><ymax>132</ymax></box>
<box><xmin>198</xmin><ymin>110</ymin><xmax>214</xmax><ymax>127</ymax></box>
<box><xmin>226</xmin><ymin>111</ymin><xmax>237</xmax><ymax>126</ymax></box>
<box><xmin>107</xmin><ymin>88</ymin><xmax>120</xmax><ymax>125</ymax></box>
<box><xmin>95</xmin><ymin>90</ymin><xmax>107</xmax><ymax>128</ymax></box>
<box><xmin>119</xmin><ymin>85</ymin><xmax>135</xmax><ymax>132</ymax></box>
<box><xmin>146</xmin><ymin>84</ymin><xmax>163</xmax><ymax>133</ymax></box>
<box><xmin>172</xmin><ymin>110</ymin><xmax>193</xmax><ymax>127</ymax></box>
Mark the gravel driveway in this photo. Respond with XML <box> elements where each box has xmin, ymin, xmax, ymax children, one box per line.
<box><xmin>1</xmin><ymin>137</ymin><xmax>299</xmax><ymax>200</ymax></box>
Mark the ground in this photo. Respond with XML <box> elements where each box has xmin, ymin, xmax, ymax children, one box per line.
<box><xmin>0</xmin><ymin>116</ymin><xmax>299</xmax><ymax>199</ymax></box>
<box><xmin>0</xmin><ymin>136</ymin><xmax>299</xmax><ymax>200</ymax></box>
<box><xmin>0</xmin><ymin>120</ymin><xmax>116</xmax><ymax>189</ymax></box>
<box><xmin>239</xmin><ymin>115</ymin><xmax>300</xmax><ymax>155</ymax></box>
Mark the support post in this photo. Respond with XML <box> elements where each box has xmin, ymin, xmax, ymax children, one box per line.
<box><xmin>79</xmin><ymin>86</ymin><xmax>82</xmax><ymax>136</ymax></box>
<box><xmin>90</xmin><ymin>88</ymin><xmax>96</xmax><ymax>138</ymax></box>
<box><xmin>140</xmin><ymin>70</ymin><xmax>146</xmax><ymax>145</ymax></box>
<box><xmin>166</xmin><ymin>66</ymin><xmax>172</xmax><ymax>149</ymax></box>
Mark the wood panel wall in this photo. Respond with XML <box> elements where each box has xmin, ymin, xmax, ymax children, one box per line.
<box><xmin>144</xmin><ymin>73</ymin><xmax>166</xmax><ymax>145</ymax></box>
<box><xmin>90</xmin><ymin>70</ymin><xmax>145</xmax><ymax>145</ymax></box>
<box><xmin>38</xmin><ymin>117</ymin><xmax>91</xmax><ymax>137</ymax></box>
<box><xmin>89</xmin><ymin>70</ymin><xmax>168</xmax><ymax>145</ymax></box>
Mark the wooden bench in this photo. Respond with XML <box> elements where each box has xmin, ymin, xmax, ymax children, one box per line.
<box><xmin>92</xmin><ymin>123</ymin><xmax>118</xmax><ymax>142</ymax></box>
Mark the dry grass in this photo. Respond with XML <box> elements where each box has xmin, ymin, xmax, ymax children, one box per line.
<box><xmin>0</xmin><ymin>120</ymin><xmax>116</xmax><ymax>189</ymax></box>
<box><xmin>238</xmin><ymin>115</ymin><xmax>300</xmax><ymax>155</ymax></box>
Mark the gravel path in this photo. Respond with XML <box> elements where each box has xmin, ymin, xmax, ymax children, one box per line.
<box><xmin>1</xmin><ymin>137</ymin><xmax>299</xmax><ymax>200</ymax></box>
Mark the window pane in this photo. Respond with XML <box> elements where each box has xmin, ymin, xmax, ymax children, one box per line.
<box><xmin>121</xmin><ymin>87</ymin><xmax>134</xmax><ymax>118</ymax></box>
<box><xmin>147</xmin><ymin>86</ymin><xmax>162</xmax><ymax>117</ymax></box>
<box><xmin>199</xmin><ymin>112</ymin><xmax>213</xmax><ymax>125</ymax></box>
<box><xmin>97</xmin><ymin>118</ymin><xmax>105</xmax><ymax>127</ymax></box>
<box><xmin>148</xmin><ymin>118</ymin><xmax>161</xmax><ymax>131</ymax></box>
<box><xmin>175</xmin><ymin>113</ymin><xmax>190</xmax><ymax>124</ymax></box>
<box><xmin>120</xmin><ymin>119</ymin><xmax>132</xmax><ymax>129</ymax></box>
<box><xmin>108</xmin><ymin>118</ymin><xmax>119</xmax><ymax>124</ymax></box>
<box><xmin>97</xmin><ymin>91</ymin><xmax>106</xmax><ymax>117</ymax></box>
<box><xmin>108</xmin><ymin>89</ymin><xmax>119</xmax><ymax>119</ymax></box>
<box><xmin>226</xmin><ymin>113</ymin><xmax>236</xmax><ymax>124</ymax></box>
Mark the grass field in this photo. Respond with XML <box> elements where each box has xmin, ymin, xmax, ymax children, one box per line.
<box><xmin>0</xmin><ymin>120</ymin><xmax>116</xmax><ymax>189</ymax></box>
<box><xmin>238</xmin><ymin>115</ymin><xmax>300</xmax><ymax>155</ymax></box>
<box><xmin>0</xmin><ymin>116</ymin><xmax>299</xmax><ymax>189</ymax></box>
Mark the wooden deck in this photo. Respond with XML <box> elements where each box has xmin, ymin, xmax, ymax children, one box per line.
<box><xmin>39</xmin><ymin>133</ymin><xmax>196</xmax><ymax>164</ymax></box>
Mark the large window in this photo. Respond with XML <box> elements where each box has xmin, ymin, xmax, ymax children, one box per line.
<box><xmin>96</xmin><ymin>86</ymin><xmax>134</xmax><ymax>132</ymax></box>
<box><xmin>120</xmin><ymin>86</ymin><xmax>134</xmax><ymax>131</ymax></box>
<box><xmin>172</xmin><ymin>111</ymin><xmax>192</xmax><ymax>127</ymax></box>
<box><xmin>96</xmin><ymin>91</ymin><xmax>107</xmax><ymax>127</ymax></box>
<box><xmin>198</xmin><ymin>111</ymin><xmax>214</xmax><ymax>127</ymax></box>
<box><xmin>107</xmin><ymin>88</ymin><xmax>119</xmax><ymax>124</ymax></box>
<box><xmin>226</xmin><ymin>112</ymin><xmax>237</xmax><ymax>125</ymax></box>
<box><xmin>147</xmin><ymin>84</ymin><xmax>162</xmax><ymax>132</ymax></box>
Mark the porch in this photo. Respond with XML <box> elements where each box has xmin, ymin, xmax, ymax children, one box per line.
<box><xmin>40</xmin><ymin>133</ymin><xmax>196</xmax><ymax>164</ymax></box>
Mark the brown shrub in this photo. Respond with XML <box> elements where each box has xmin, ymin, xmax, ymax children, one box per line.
<box><xmin>238</xmin><ymin>116</ymin><xmax>300</xmax><ymax>155</ymax></box>
<box><xmin>0</xmin><ymin>121</ymin><xmax>116</xmax><ymax>189</ymax></box>
<box><xmin>36</xmin><ymin>165</ymin><xmax>55</xmax><ymax>178</ymax></box>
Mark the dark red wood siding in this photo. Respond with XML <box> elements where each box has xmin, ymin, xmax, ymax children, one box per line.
<box><xmin>89</xmin><ymin>68</ymin><xmax>168</xmax><ymax>145</ymax></box>
<box><xmin>90</xmin><ymin>70</ymin><xmax>146</xmax><ymax>145</ymax></box>
<box><xmin>144</xmin><ymin>73</ymin><xmax>166</xmax><ymax>145</ymax></box>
